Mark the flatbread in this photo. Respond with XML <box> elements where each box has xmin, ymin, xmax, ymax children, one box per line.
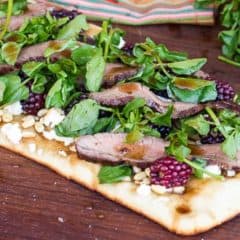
<box><xmin>1</xmin><ymin>117</ymin><xmax>240</xmax><ymax>236</ymax></box>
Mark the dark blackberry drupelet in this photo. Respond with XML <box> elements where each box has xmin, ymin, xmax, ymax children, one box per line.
<box><xmin>215</xmin><ymin>80</ymin><xmax>235</xmax><ymax>101</ymax></box>
<box><xmin>152</xmin><ymin>125</ymin><xmax>171</xmax><ymax>138</ymax></box>
<box><xmin>51</xmin><ymin>9</ymin><xmax>80</xmax><ymax>20</ymax></box>
<box><xmin>150</xmin><ymin>156</ymin><xmax>192</xmax><ymax>188</ymax></box>
<box><xmin>200</xmin><ymin>132</ymin><xmax>225</xmax><ymax>144</ymax></box>
<box><xmin>122</xmin><ymin>42</ymin><xmax>134</xmax><ymax>55</ymax></box>
<box><xmin>153</xmin><ymin>89</ymin><xmax>169</xmax><ymax>99</ymax></box>
<box><xmin>21</xmin><ymin>91</ymin><xmax>45</xmax><ymax>116</ymax></box>
<box><xmin>202</xmin><ymin>75</ymin><xmax>235</xmax><ymax>101</ymax></box>
<box><xmin>99</xmin><ymin>110</ymin><xmax>112</xmax><ymax>118</ymax></box>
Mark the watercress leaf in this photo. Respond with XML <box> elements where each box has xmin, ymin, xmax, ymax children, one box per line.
<box><xmin>148</xmin><ymin>105</ymin><xmax>173</xmax><ymax>127</ymax></box>
<box><xmin>0</xmin><ymin>74</ymin><xmax>29</xmax><ymax>105</ymax></box>
<box><xmin>45</xmin><ymin>78</ymin><xmax>74</xmax><ymax>108</ymax></box>
<box><xmin>192</xmin><ymin>158</ymin><xmax>207</xmax><ymax>179</ymax></box>
<box><xmin>44</xmin><ymin>39</ymin><xmax>78</xmax><ymax>58</ymax></box>
<box><xmin>71</xmin><ymin>45</ymin><xmax>99</xmax><ymax>65</ymax></box>
<box><xmin>166</xmin><ymin>144</ymin><xmax>191</xmax><ymax>161</ymax></box>
<box><xmin>0</xmin><ymin>0</ymin><xmax>27</xmax><ymax>16</ymax></box>
<box><xmin>123</xmin><ymin>98</ymin><xmax>146</xmax><ymax>117</ymax></box>
<box><xmin>93</xmin><ymin>116</ymin><xmax>116</xmax><ymax>133</ymax></box>
<box><xmin>141</xmin><ymin>126</ymin><xmax>160</xmax><ymax>138</ymax></box>
<box><xmin>22</xmin><ymin>61</ymin><xmax>46</xmax><ymax>77</ymax></box>
<box><xmin>32</xmin><ymin>74</ymin><xmax>47</xmax><ymax>94</ymax></box>
<box><xmin>0</xmin><ymin>81</ymin><xmax>6</xmax><ymax>102</ymax></box>
<box><xmin>98</xmin><ymin>165</ymin><xmax>132</xmax><ymax>184</ymax></box>
<box><xmin>55</xmin><ymin>99</ymin><xmax>100</xmax><ymax>137</ymax></box>
<box><xmin>155</xmin><ymin>44</ymin><xmax>188</xmax><ymax>62</ymax></box>
<box><xmin>167</xmin><ymin>58</ymin><xmax>207</xmax><ymax>75</ymax></box>
<box><xmin>184</xmin><ymin>115</ymin><xmax>210</xmax><ymax>136</ymax></box>
<box><xmin>85</xmin><ymin>52</ymin><xmax>105</xmax><ymax>92</ymax></box>
<box><xmin>1</xmin><ymin>42</ymin><xmax>22</xmax><ymax>65</ymax></box>
<box><xmin>3</xmin><ymin>32</ymin><xmax>26</xmax><ymax>43</ymax></box>
<box><xmin>57</xmin><ymin>15</ymin><xmax>88</xmax><ymax>40</ymax></box>
<box><xmin>221</xmin><ymin>133</ymin><xmax>237</xmax><ymax>159</ymax></box>
<box><xmin>168</xmin><ymin>77</ymin><xmax>217</xmax><ymax>103</ymax></box>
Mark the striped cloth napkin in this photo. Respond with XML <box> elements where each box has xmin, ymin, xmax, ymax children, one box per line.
<box><xmin>50</xmin><ymin>0</ymin><xmax>214</xmax><ymax>25</ymax></box>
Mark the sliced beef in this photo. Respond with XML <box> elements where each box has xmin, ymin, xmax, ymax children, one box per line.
<box><xmin>89</xmin><ymin>82</ymin><xmax>204</xmax><ymax>118</ymax></box>
<box><xmin>75</xmin><ymin>133</ymin><xmax>168</xmax><ymax>168</ymax></box>
<box><xmin>76</xmin><ymin>133</ymin><xmax>240</xmax><ymax>170</ymax></box>
<box><xmin>103</xmin><ymin>63</ymin><xmax>138</xmax><ymax>87</ymax></box>
<box><xmin>16</xmin><ymin>40</ymin><xmax>68</xmax><ymax>64</ymax></box>
<box><xmin>0</xmin><ymin>41</ymin><xmax>138</xmax><ymax>84</ymax></box>
<box><xmin>189</xmin><ymin>144</ymin><xmax>240</xmax><ymax>170</ymax></box>
<box><xmin>0</xmin><ymin>2</ymin><xmax>53</xmax><ymax>31</ymax></box>
<box><xmin>0</xmin><ymin>64</ymin><xmax>16</xmax><ymax>75</ymax></box>
<box><xmin>89</xmin><ymin>82</ymin><xmax>240</xmax><ymax>118</ymax></box>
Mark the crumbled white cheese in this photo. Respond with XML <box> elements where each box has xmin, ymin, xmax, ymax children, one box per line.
<box><xmin>117</xmin><ymin>37</ymin><xmax>126</xmax><ymax>49</ymax></box>
<box><xmin>204</xmin><ymin>165</ymin><xmax>221</xmax><ymax>178</ymax></box>
<box><xmin>4</xmin><ymin>101</ymin><xmax>23</xmax><ymax>115</ymax></box>
<box><xmin>1</xmin><ymin>123</ymin><xmax>22</xmax><ymax>144</ymax></box>
<box><xmin>37</xmin><ymin>148</ymin><xmax>43</xmax><ymax>156</ymax></box>
<box><xmin>133</xmin><ymin>166</ymin><xmax>142</xmax><ymax>173</ymax></box>
<box><xmin>173</xmin><ymin>186</ymin><xmax>185</xmax><ymax>194</ymax></box>
<box><xmin>58</xmin><ymin>150</ymin><xmax>67</xmax><ymax>157</ymax></box>
<box><xmin>227</xmin><ymin>169</ymin><xmax>236</xmax><ymax>177</ymax></box>
<box><xmin>151</xmin><ymin>185</ymin><xmax>172</xmax><ymax>195</ymax></box>
<box><xmin>43</xmin><ymin>129</ymin><xmax>74</xmax><ymax>146</ymax></box>
<box><xmin>43</xmin><ymin>108</ymin><xmax>65</xmax><ymax>128</ymax></box>
<box><xmin>28</xmin><ymin>143</ymin><xmax>36</xmax><ymax>153</ymax></box>
<box><xmin>136</xmin><ymin>184</ymin><xmax>151</xmax><ymax>196</ymax></box>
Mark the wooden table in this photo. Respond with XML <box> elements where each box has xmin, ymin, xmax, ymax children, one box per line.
<box><xmin>0</xmin><ymin>22</ymin><xmax>239</xmax><ymax>240</ymax></box>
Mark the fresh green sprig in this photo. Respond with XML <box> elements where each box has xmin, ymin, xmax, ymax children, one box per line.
<box><xmin>0</xmin><ymin>0</ymin><xmax>27</xmax><ymax>17</ymax></box>
<box><xmin>206</xmin><ymin>107</ymin><xmax>240</xmax><ymax>159</ymax></box>
<box><xmin>195</xmin><ymin>0</ymin><xmax>240</xmax><ymax>67</ymax></box>
<box><xmin>0</xmin><ymin>0</ymin><xmax>13</xmax><ymax>40</ymax></box>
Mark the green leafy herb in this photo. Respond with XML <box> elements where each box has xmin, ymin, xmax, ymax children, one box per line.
<box><xmin>195</xmin><ymin>0</ymin><xmax>240</xmax><ymax>67</ymax></box>
<box><xmin>0</xmin><ymin>0</ymin><xmax>27</xmax><ymax>17</ymax></box>
<box><xmin>71</xmin><ymin>44</ymin><xmax>99</xmax><ymax>65</ymax></box>
<box><xmin>167</xmin><ymin>58</ymin><xmax>207</xmax><ymax>75</ymax></box>
<box><xmin>168</xmin><ymin>77</ymin><xmax>217</xmax><ymax>103</ymax></box>
<box><xmin>0</xmin><ymin>0</ymin><xmax>13</xmax><ymax>40</ymax></box>
<box><xmin>44</xmin><ymin>39</ymin><xmax>78</xmax><ymax>58</ymax></box>
<box><xmin>0</xmin><ymin>73</ymin><xmax>28</xmax><ymax>106</ymax></box>
<box><xmin>206</xmin><ymin>107</ymin><xmax>240</xmax><ymax>159</ymax></box>
<box><xmin>98</xmin><ymin>165</ymin><xmax>132</xmax><ymax>184</ymax></box>
<box><xmin>184</xmin><ymin>114</ymin><xmax>210</xmax><ymax>136</ymax></box>
<box><xmin>85</xmin><ymin>50</ymin><xmax>106</xmax><ymax>92</ymax></box>
<box><xmin>96</xmin><ymin>20</ymin><xmax>125</xmax><ymax>62</ymax></box>
<box><xmin>55</xmin><ymin>99</ymin><xmax>100</xmax><ymax>137</ymax></box>
<box><xmin>57</xmin><ymin>15</ymin><xmax>88</xmax><ymax>40</ymax></box>
<box><xmin>1</xmin><ymin>41</ymin><xmax>22</xmax><ymax>65</ymax></box>
<box><xmin>45</xmin><ymin>78</ymin><xmax>75</xmax><ymax>109</ymax></box>
<box><xmin>192</xmin><ymin>158</ymin><xmax>207</xmax><ymax>179</ymax></box>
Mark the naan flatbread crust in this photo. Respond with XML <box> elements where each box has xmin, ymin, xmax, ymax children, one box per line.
<box><xmin>1</xmin><ymin>117</ymin><xmax>240</xmax><ymax>235</ymax></box>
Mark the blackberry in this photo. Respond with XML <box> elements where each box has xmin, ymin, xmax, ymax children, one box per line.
<box><xmin>215</xmin><ymin>80</ymin><xmax>235</xmax><ymax>101</ymax></box>
<box><xmin>51</xmin><ymin>9</ymin><xmax>80</xmax><ymax>20</ymax></box>
<box><xmin>199</xmin><ymin>74</ymin><xmax>235</xmax><ymax>101</ymax></box>
<box><xmin>21</xmin><ymin>90</ymin><xmax>45</xmax><ymax>116</ymax></box>
<box><xmin>153</xmin><ymin>89</ymin><xmax>169</xmax><ymax>99</ymax></box>
<box><xmin>152</xmin><ymin>125</ymin><xmax>171</xmax><ymax>138</ymax></box>
<box><xmin>99</xmin><ymin>110</ymin><xmax>112</xmax><ymax>118</ymax></box>
<box><xmin>200</xmin><ymin>132</ymin><xmax>225</xmax><ymax>144</ymax></box>
<box><xmin>150</xmin><ymin>156</ymin><xmax>192</xmax><ymax>188</ymax></box>
<box><xmin>122</xmin><ymin>42</ymin><xmax>134</xmax><ymax>55</ymax></box>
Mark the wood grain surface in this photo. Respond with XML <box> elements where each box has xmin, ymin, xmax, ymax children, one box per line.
<box><xmin>0</xmin><ymin>22</ymin><xmax>240</xmax><ymax>240</ymax></box>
